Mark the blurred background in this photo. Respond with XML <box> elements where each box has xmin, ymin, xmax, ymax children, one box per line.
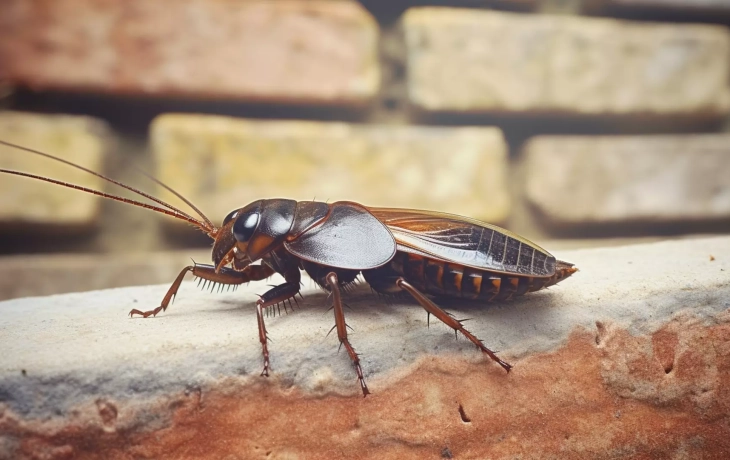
<box><xmin>0</xmin><ymin>0</ymin><xmax>729</xmax><ymax>300</ymax></box>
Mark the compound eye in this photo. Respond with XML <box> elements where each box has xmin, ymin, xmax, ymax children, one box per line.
<box><xmin>222</xmin><ymin>209</ymin><xmax>239</xmax><ymax>226</ymax></box>
<box><xmin>232</xmin><ymin>210</ymin><xmax>259</xmax><ymax>242</ymax></box>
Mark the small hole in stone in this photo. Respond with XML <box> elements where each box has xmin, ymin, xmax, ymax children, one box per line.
<box><xmin>458</xmin><ymin>403</ymin><xmax>471</xmax><ymax>423</ymax></box>
<box><xmin>664</xmin><ymin>363</ymin><xmax>673</xmax><ymax>374</ymax></box>
<box><xmin>21</xmin><ymin>369</ymin><xmax>27</xmax><ymax>376</ymax></box>
<box><xmin>595</xmin><ymin>321</ymin><xmax>606</xmax><ymax>346</ymax></box>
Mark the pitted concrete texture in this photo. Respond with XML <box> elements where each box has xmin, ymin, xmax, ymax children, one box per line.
<box><xmin>1</xmin><ymin>237</ymin><xmax>729</xmax><ymax>459</ymax></box>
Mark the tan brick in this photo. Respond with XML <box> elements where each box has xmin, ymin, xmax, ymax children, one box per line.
<box><xmin>523</xmin><ymin>135</ymin><xmax>730</xmax><ymax>225</ymax></box>
<box><xmin>0</xmin><ymin>112</ymin><xmax>110</xmax><ymax>228</ymax></box>
<box><xmin>0</xmin><ymin>0</ymin><xmax>379</xmax><ymax>105</ymax></box>
<box><xmin>404</xmin><ymin>8</ymin><xmax>730</xmax><ymax>116</ymax></box>
<box><xmin>152</xmin><ymin>114</ymin><xmax>509</xmax><ymax>226</ymax></box>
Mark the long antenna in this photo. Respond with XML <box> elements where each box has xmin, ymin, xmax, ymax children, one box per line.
<box><xmin>0</xmin><ymin>169</ymin><xmax>211</xmax><ymax>230</ymax></box>
<box><xmin>126</xmin><ymin>159</ymin><xmax>215</xmax><ymax>230</ymax></box>
<box><xmin>0</xmin><ymin>140</ymin><xmax>215</xmax><ymax>230</ymax></box>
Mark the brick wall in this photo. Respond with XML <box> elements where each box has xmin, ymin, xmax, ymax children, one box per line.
<box><xmin>1</xmin><ymin>0</ymin><xmax>729</xmax><ymax>297</ymax></box>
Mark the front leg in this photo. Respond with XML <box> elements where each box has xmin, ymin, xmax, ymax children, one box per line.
<box><xmin>129</xmin><ymin>263</ymin><xmax>275</xmax><ymax>318</ymax></box>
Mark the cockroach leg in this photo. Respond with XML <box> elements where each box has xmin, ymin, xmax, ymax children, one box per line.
<box><xmin>396</xmin><ymin>278</ymin><xmax>513</xmax><ymax>373</ymax></box>
<box><xmin>129</xmin><ymin>263</ymin><xmax>275</xmax><ymax>318</ymax></box>
<box><xmin>129</xmin><ymin>265</ymin><xmax>193</xmax><ymax>318</ymax></box>
<box><xmin>255</xmin><ymin>280</ymin><xmax>301</xmax><ymax>377</ymax></box>
<box><xmin>326</xmin><ymin>272</ymin><xmax>370</xmax><ymax>397</ymax></box>
<box><xmin>255</xmin><ymin>300</ymin><xmax>271</xmax><ymax>376</ymax></box>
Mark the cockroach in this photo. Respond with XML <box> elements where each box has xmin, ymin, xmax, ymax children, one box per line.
<box><xmin>0</xmin><ymin>140</ymin><xmax>577</xmax><ymax>396</ymax></box>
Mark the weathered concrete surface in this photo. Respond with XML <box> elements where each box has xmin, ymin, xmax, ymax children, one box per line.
<box><xmin>524</xmin><ymin>134</ymin><xmax>730</xmax><ymax>226</ymax></box>
<box><xmin>152</xmin><ymin>114</ymin><xmax>510</xmax><ymax>223</ymax></box>
<box><xmin>404</xmin><ymin>8</ymin><xmax>730</xmax><ymax>116</ymax></box>
<box><xmin>1</xmin><ymin>237</ymin><xmax>729</xmax><ymax>459</ymax></box>
<box><xmin>0</xmin><ymin>111</ymin><xmax>109</xmax><ymax>228</ymax></box>
<box><xmin>0</xmin><ymin>0</ymin><xmax>379</xmax><ymax>105</ymax></box>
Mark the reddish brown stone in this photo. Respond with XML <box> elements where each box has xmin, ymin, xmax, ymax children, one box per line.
<box><xmin>0</xmin><ymin>0</ymin><xmax>379</xmax><ymax>105</ymax></box>
<box><xmin>652</xmin><ymin>326</ymin><xmax>679</xmax><ymax>375</ymax></box>
<box><xmin>3</xmin><ymin>316</ymin><xmax>730</xmax><ymax>459</ymax></box>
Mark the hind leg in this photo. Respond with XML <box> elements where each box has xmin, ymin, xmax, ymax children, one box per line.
<box><xmin>397</xmin><ymin>278</ymin><xmax>512</xmax><ymax>372</ymax></box>
<box><xmin>363</xmin><ymin>267</ymin><xmax>512</xmax><ymax>372</ymax></box>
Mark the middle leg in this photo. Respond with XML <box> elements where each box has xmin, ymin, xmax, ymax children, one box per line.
<box><xmin>325</xmin><ymin>272</ymin><xmax>370</xmax><ymax>397</ymax></box>
<box><xmin>254</xmin><ymin>263</ymin><xmax>302</xmax><ymax>377</ymax></box>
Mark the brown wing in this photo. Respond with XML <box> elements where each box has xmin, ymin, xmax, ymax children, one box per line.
<box><xmin>369</xmin><ymin>208</ymin><xmax>556</xmax><ymax>277</ymax></box>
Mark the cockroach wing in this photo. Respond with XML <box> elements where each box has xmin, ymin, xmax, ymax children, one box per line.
<box><xmin>284</xmin><ymin>202</ymin><xmax>397</xmax><ymax>270</ymax></box>
<box><xmin>369</xmin><ymin>208</ymin><xmax>556</xmax><ymax>277</ymax></box>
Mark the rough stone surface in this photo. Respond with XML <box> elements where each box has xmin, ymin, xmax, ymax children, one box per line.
<box><xmin>0</xmin><ymin>111</ymin><xmax>109</xmax><ymax>228</ymax></box>
<box><xmin>404</xmin><ymin>8</ymin><xmax>730</xmax><ymax>116</ymax></box>
<box><xmin>1</xmin><ymin>237</ymin><xmax>729</xmax><ymax>458</ymax></box>
<box><xmin>524</xmin><ymin>134</ymin><xmax>730</xmax><ymax>225</ymax></box>
<box><xmin>0</xmin><ymin>0</ymin><xmax>379</xmax><ymax>105</ymax></box>
<box><xmin>152</xmin><ymin>114</ymin><xmax>510</xmax><ymax>223</ymax></box>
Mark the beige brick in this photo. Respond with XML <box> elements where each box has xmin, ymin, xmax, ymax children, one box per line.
<box><xmin>523</xmin><ymin>135</ymin><xmax>730</xmax><ymax>225</ymax></box>
<box><xmin>0</xmin><ymin>112</ymin><xmax>109</xmax><ymax>227</ymax></box>
<box><xmin>404</xmin><ymin>8</ymin><xmax>730</xmax><ymax>116</ymax></box>
<box><xmin>152</xmin><ymin>114</ymin><xmax>509</xmax><ymax>226</ymax></box>
<box><xmin>0</xmin><ymin>0</ymin><xmax>379</xmax><ymax>105</ymax></box>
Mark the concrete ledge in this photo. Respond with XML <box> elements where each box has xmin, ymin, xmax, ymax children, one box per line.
<box><xmin>1</xmin><ymin>237</ymin><xmax>729</xmax><ymax>458</ymax></box>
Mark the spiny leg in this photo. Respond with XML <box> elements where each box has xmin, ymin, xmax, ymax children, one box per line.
<box><xmin>255</xmin><ymin>280</ymin><xmax>301</xmax><ymax>377</ymax></box>
<box><xmin>253</xmin><ymin>257</ymin><xmax>303</xmax><ymax>377</ymax></box>
<box><xmin>326</xmin><ymin>272</ymin><xmax>370</xmax><ymax>397</ymax></box>
<box><xmin>129</xmin><ymin>263</ymin><xmax>275</xmax><ymax>318</ymax></box>
<box><xmin>396</xmin><ymin>278</ymin><xmax>512</xmax><ymax>372</ymax></box>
